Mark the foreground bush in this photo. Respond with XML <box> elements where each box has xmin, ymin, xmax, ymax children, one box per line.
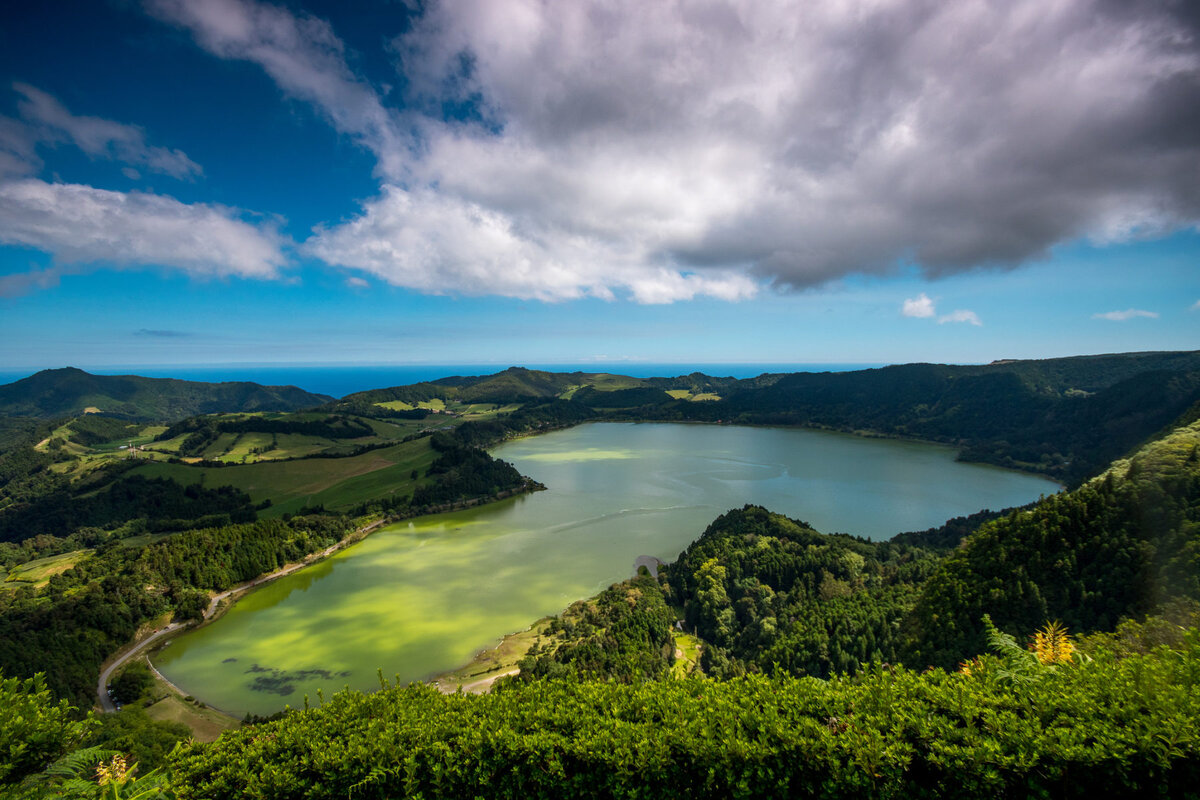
<box><xmin>170</xmin><ymin>631</ymin><xmax>1200</xmax><ymax>799</ymax></box>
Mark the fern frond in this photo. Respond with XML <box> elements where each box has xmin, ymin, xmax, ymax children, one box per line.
<box><xmin>982</xmin><ymin>614</ymin><xmax>1039</xmax><ymax>682</ymax></box>
<box><xmin>43</xmin><ymin>746</ymin><xmax>117</xmax><ymax>779</ymax></box>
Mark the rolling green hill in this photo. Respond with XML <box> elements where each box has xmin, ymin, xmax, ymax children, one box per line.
<box><xmin>0</xmin><ymin>368</ymin><xmax>331</xmax><ymax>421</ymax></box>
<box><xmin>333</xmin><ymin>366</ymin><xmax>651</xmax><ymax>409</ymax></box>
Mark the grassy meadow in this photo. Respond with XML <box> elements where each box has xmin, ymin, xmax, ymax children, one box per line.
<box><xmin>132</xmin><ymin>438</ymin><xmax>437</xmax><ymax>517</ymax></box>
<box><xmin>2</xmin><ymin>549</ymin><xmax>93</xmax><ymax>590</ymax></box>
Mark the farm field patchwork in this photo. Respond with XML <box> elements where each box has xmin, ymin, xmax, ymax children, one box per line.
<box><xmin>131</xmin><ymin>439</ymin><xmax>437</xmax><ymax>517</ymax></box>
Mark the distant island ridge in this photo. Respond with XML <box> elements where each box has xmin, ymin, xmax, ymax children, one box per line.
<box><xmin>0</xmin><ymin>363</ymin><xmax>885</xmax><ymax>399</ymax></box>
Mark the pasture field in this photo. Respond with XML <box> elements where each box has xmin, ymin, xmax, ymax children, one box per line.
<box><xmin>128</xmin><ymin>414</ymin><xmax>421</xmax><ymax>463</ymax></box>
<box><xmin>671</xmin><ymin>631</ymin><xmax>703</xmax><ymax>678</ymax></box>
<box><xmin>217</xmin><ymin>432</ymin><xmax>274</xmax><ymax>462</ymax></box>
<box><xmin>362</xmin><ymin>417</ymin><xmax>431</xmax><ymax>438</ymax></box>
<box><xmin>200</xmin><ymin>433</ymin><xmax>242</xmax><ymax>460</ymax></box>
<box><xmin>131</xmin><ymin>438</ymin><xmax>436</xmax><ymax>517</ymax></box>
<box><xmin>146</xmin><ymin>433</ymin><xmax>187</xmax><ymax>454</ymax></box>
<box><xmin>89</xmin><ymin>424</ymin><xmax>169</xmax><ymax>452</ymax></box>
<box><xmin>3</xmin><ymin>549</ymin><xmax>93</xmax><ymax>589</ymax></box>
<box><xmin>665</xmin><ymin>389</ymin><xmax>721</xmax><ymax>402</ymax></box>
<box><xmin>376</xmin><ymin>398</ymin><xmax>447</xmax><ymax>412</ymax></box>
<box><xmin>584</xmin><ymin>373</ymin><xmax>647</xmax><ymax>391</ymax></box>
<box><xmin>558</xmin><ymin>375</ymin><xmax>645</xmax><ymax>400</ymax></box>
<box><xmin>460</xmin><ymin>403</ymin><xmax>522</xmax><ymax>420</ymax></box>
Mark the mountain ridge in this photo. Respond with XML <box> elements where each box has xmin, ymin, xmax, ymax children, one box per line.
<box><xmin>0</xmin><ymin>368</ymin><xmax>332</xmax><ymax>421</ymax></box>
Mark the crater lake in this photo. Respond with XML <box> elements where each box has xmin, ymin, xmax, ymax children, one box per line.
<box><xmin>152</xmin><ymin>422</ymin><xmax>1060</xmax><ymax>715</ymax></box>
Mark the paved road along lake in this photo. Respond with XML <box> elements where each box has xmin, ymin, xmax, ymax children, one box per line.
<box><xmin>153</xmin><ymin>422</ymin><xmax>1060</xmax><ymax>716</ymax></box>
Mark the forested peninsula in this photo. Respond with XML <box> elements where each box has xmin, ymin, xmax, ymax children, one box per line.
<box><xmin>1</xmin><ymin>350</ymin><xmax>1198</xmax><ymax>798</ymax></box>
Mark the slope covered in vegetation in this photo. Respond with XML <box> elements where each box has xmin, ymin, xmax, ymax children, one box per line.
<box><xmin>165</xmin><ymin>623</ymin><xmax>1200</xmax><ymax>799</ymax></box>
<box><xmin>0</xmin><ymin>368</ymin><xmax>330</xmax><ymax>421</ymax></box>
<box><xmin>905</xmin><ymin>418</ymin><xmax>1200</xmax><ymax>668</ymax></box>
<box><xmin>667</xmin><ymin>506</ymin><xmax>942</xmax><ymax>679</ymax></box>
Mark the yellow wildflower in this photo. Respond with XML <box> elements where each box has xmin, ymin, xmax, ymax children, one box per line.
<box><xmin>1031</xmin><ymin>621</ymin><xmax>1074</xmax><ymax>665</ymax></box>
<box><xmin>96</xmin><ymin>755</ymin><xmax>128</xmax><ymax>786</ymax></box>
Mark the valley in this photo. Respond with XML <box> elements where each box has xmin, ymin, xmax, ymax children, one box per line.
<box><xmin>1</xmin><ymin>352</ymin><xmax>1198</xmax><ymax>797</ymax></box>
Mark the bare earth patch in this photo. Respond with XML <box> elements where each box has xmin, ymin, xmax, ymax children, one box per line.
<box><xmin>431</xmin><ymin>618</ymin><xmax>552</xmax><ymax>694</ymax></box>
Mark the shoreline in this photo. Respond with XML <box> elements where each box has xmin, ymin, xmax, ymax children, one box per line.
<box><xmin>428</xmin><ymin>617</ymin><xmax>552</xmax><ymax>694</ymax></box>
<box><xmin>99</xmin><ymin>482</ymin><xmax>547</xmax><ymax>722</ymax></box>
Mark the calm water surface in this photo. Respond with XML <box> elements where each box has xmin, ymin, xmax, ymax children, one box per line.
<box><xmin>153</xmin><ymin>423</ymin><xmax>1058</xmax><ymax>715</ymax></box>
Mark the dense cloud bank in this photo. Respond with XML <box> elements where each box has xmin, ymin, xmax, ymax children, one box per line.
<box><xmin>366</xmin><ymin>0</ymin><xmax>1200</xmax><ymax>298</ymax></box>
<box><xmin>4</xmin><ymin>0</ymin><xmax>1199</xmax><ymax>302</ymax></box>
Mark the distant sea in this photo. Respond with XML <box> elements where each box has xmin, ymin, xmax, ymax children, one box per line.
<box><xmin>0</xmin><ymin>362</ymin><xmax>886</xmax><ymax>400</ymax></box>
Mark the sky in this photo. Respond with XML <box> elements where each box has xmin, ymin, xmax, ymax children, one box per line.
<box><xmin>0</xmin><ymin>0</ymin><xmax>1198</xmax><ymax>372</ymax></box>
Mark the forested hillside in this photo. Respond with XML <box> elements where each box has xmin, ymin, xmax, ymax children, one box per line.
<box><xmin>667</xmin><ymin>507</ymin><xmax>942</xmax><ymax>678</ymax></box>
<box><xmin>0</xmin><ymin>368</ymin><xmax>330</xmax><ymax>421</ymax></box>
<box><xmin>0</xmin><ymin>515</ymin><xmax>350</xmax><ymax>708</ymax></box>
<box><xmin>630</xmin><ymin>358</ymin><xmax>1200</xmax><ymax>484</ymax></box>
<box><xmin>0</xmin><ymin>474</ymin><xmax>259</xmax><ymax>543</ymax></box>
<box><xmin>904</xmin><ymin>418</ymin><xmax>1200</xmax><ymax>668</ymax></box>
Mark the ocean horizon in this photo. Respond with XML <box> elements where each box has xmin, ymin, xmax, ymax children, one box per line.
<box><xmin>0</xmin><ymin>362</ymin><xmax>888</xmax><ymax>400</ymax></box>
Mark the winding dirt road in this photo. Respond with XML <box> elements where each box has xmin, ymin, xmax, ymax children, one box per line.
<box><xmin>97</xmin><ymin>623</ymin><xmax>183</xmax><ymax>712</ymax></box>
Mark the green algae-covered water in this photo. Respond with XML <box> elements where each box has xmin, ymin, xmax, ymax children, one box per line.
<box><xmin>152</xmin><ymin>422</ymin><xmax>1059</xmax><ymax>716</ymax></box>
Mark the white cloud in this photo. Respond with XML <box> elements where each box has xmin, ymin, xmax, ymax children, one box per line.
<box><xmin>0</xmin><ymin>179</ymin><xmax>287</xmax><ymax>293</ymax></box>
<box><xmin>306</xmin><ymin>185</ymin><xmax>757</xmax><ymax>303</ymax></box>
<box><xmin>1191</xmin><ymin>299</ymin><xmax>1200</xmax><ymax>311</ymax></box>
<box><xmin>0</xmin><ymin>87</ymin><xmax>279</xmax><ymax>294</ymax></box>
<box><xmin>345</xmin><ymin>276</ymin><xmax>368</xmax><ymax>288</ymax></box>
<box><xmin>145</xmin><ymin>0</ymin><xmax>1200</xmax><ymax>302</ymax></box>
<box><xmin>902</xmin><ymin>293</ymin><xmax>936</xmax><ymax>318</ymax></box>
<box><xmin>902</xmin><ymin>293</ymin><xmax>980</xmax><ymax>325</ymax></box>
<box><xmin>938</xmin><ymin>309</ymin><xmax>982</xmax><ymax>326</ymax></box>
<box><xmin>1092</xmin><ymin>308</ymin><xmax>1160</xmax><ymax>321</ymax></box>
<box><xmin>13</xmin><ymin>83</ymin><xmax>201</xmax><ymax>179</ymax></box>
<box><xmin>388</xmin><ymin>0</ymin><xmax>1200</xmax><ymax>290</ymax></box>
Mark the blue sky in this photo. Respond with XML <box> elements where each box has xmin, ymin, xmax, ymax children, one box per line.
<box><xmin>1</xmin><ymin>0</ymin><xmax>1197</xmax><ymax>372</ymax></box>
